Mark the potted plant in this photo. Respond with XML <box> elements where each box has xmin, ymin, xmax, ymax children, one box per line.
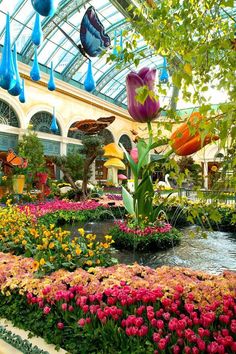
<box><xmin>12</xmin><ymin>166</ymin><xmax>28</xmax><ymax>194</ymax></box>
<box><xmin>0</xmin><ymin>172</ymin><xmax>11</xmax><ymax>198</ymax></box>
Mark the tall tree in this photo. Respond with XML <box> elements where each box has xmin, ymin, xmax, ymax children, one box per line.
<box><xmin>81</xmin><ymin>135</ymin><xmax>104</xmax><ymax>199</ymax></box>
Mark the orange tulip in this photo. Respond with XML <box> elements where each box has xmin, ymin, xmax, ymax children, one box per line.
<box><xmin>170</xmin><ymin>112</ymin><xmax>219</xmax><ymax>156</ymax></box>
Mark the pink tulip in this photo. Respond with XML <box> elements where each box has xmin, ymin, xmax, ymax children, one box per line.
<box><xmin>130</xmin><ymin>147</ymin><xmax>138</xmax><ymax>163</ymax></box>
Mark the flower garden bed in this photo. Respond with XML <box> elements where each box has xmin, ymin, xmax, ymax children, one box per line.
<box><xmin>0</xmin><ymin>253</ymin><xmax>236</xmax><ymax>353</ymax></box>
<box><xmin>0</xmin><ymin>205</ymin><xmax>117</xmax><ymax>276</ymax></box>
<box><xmin>0</xmin><ymin>199</ymin><xmax>235</xmax><ymax>353</ymax></box>
<box><xmin>109</xmin><ymin>220</ymin><xmax>181</xmax><ymax>251</ymax></box>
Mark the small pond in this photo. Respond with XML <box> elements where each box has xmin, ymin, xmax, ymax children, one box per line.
<box><xmin>64</xmin><ymin>220</ymin><xmax>236</xmax><ymax>274</ymax></box>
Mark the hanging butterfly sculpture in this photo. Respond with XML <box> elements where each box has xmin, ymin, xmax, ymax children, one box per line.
<box><xmin>53</xmin><ymin>6</ymin><xmax>111</xmax><ymax>60</ymax></box>
<box><xmin>6</xmin><ymin>149</ymin><xmax>28</xmax><ymax>168</ymax></box>
<box><xmin>69</xmin><ymin>116</ymin><xmax>115</xmax><ymax>135</ymax></box>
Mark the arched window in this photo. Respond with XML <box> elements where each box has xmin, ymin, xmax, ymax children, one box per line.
<box><xmin>30</xmin><ymin>111</ymin><xmax>61</xmax><ymax>135</ymax></box>
<box><xmin>68</xmin><ymin>126</ymin><xmax>84</xmax><ymax>140</ymax></box>
<box><xmin>118</xmin><ymin>134</ymin><xmax>132</xmax><ymax>152</ymax></box>
<box><xmin>0</xmin><ymin>99</ymin><xmax>20</xmax><ymax>127</ymax></box>
<box><xmin>98</xmin><ymin>129</ymin><xmax>114</xmax><ymax>145</ymax></box>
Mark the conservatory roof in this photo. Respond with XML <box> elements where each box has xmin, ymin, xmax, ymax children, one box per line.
<box><xmin>0</xmin><ymin>0</ymin><xmax>173</xmax><ymax>109</ymax></box>
<box><xmin>0</xmin><ymin>1</ymin><xmax>235</xmax><ymax>109</ymax></box>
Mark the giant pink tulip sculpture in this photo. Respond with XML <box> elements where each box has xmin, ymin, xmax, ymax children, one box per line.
<box><xmin>120</xmin><ymin>68</ymin><xmax>168</xmax><ymax>223</ymax></box>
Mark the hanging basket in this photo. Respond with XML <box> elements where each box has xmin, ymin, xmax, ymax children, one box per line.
<box><xmin>12</xmin><ymin>175</ymin><xmax>25</xmax><ymax>194</ymax></box>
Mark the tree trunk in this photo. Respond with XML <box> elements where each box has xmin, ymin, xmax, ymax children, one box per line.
<box><xmin>82</xmin><ymin>155</ymin><xmax>96</xmax><ymax>200</ymax></box>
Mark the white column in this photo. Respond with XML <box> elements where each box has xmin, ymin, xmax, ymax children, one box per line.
<box><xmin>61</xmin><ymin>141</ymin><xmax>67</xmax><ymax>156</ymax></box>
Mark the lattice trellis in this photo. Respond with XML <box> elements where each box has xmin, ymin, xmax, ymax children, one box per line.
<box><xmin>119</xmin><ymin>134</ymin><xmax>132</xmax><ymax>152</ymax></box>
<box><xmin>30</xmin><ymin>111</ymin><xmax>61</xmax><ymax>135</ymax></box>
<box><xmin>0</xmin><ymin>100</ymin><xmax>19</xmax><ymax>127</ymax></box>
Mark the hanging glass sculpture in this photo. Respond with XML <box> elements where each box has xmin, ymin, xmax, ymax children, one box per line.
<box><xmin>0</xmin><ymin>14</ymin><xmax>17</xmax><ymax>90</ymax></box>
<box><xmin>19</xmin><ymin>79</ymin><xmax>26</xmax><ymax>103</ymax></box>
<box><xmin>159</xmin><ymin>57</ymin><xmax>169</xmax><ymax>83</ymax></box>
<box><xmin>31</xmin><ymin>0</ymin><xmax>59</xmax><ymax>17</ymax></box>
<box><xmin>8</xmin><ymin>44</ymin><xmax>22</xmax><ymax>96</ymax></box>
<box><xmin>32</xmin><ymin>13</ymin><xmax>43</xmax><ymax>46</ymax></box>
<box><xmin>48</xmin><ymin>61</ymin><xmax>56</xmax><ymax>91</ymax></box>
<box><xmin>113</xmin><ymin>30</ymin><xmax>118</xmax><ymax>56</ymax></box>
<box><xmin>30</xmin><ymin>47</ymin><xmax>41</xmax><ymax>81</ymax></box>
<box><xmin>50</xmin><ymin>107</ymin><xmax>59</xmax><ymax>133</ymax></box>
<box><xmin>84</xmin><ymin>60</ymin><xmax>96</xmax><ymax>92</ymax></box>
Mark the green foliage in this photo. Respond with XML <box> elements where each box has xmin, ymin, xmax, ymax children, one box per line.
<box><xmin>177</xmin><ymin>156</ymin><xmax>203</xmax><ymax>188</ymax></box>
<box><xmin>106</xmin><ymin>0</ymin><xmax>236</xmax><ymax>156</ymax></box>
<box><xmin>17</xmin><ymin>130</ymin><xmax>46</xmax><ymax>177</ymax></box>
<box><xmin>62</xmin><ymin>152</ymin><xmax>84</xmax><ymax>181</ymax></box>
<box><xmin>121</xmin><ymin>186</ymin><xmax>134</xmax><ymax>215</ymax></box>
<box><xmin>37</xmin><ymin>206</ymin><xmax>125</xmax><ymax>228</ymax></box>
<box><xmin>153</xmin><ymin>196</ymin><xmax>236</xmax><ymax>232</ymax></box>
<box><xmin>81</xmin><ymin>135</ymin><xmax>104</xmax><ymax>157</ymax></box>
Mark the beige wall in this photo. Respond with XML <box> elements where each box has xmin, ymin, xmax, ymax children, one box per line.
<box><xmin>0</xmin><ymin>61</ymin><xmax>136</xmax><ymax>148</ymax></box>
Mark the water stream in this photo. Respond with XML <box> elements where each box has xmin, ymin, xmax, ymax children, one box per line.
<box><xmin>64</xmin><ymin>221</ymin><xmax>236</xmax><ymax>274</ymax></box>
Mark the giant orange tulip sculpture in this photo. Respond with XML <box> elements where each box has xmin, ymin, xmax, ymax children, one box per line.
<box><xmin>170</xmin><ymin>112</ymin><xmax>219</xmax><ymax>156</ymax></box>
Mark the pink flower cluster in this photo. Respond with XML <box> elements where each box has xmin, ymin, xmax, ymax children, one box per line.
<box><xmin>27</xmin><ymin>282</ymin><xmax>236</xmax><ymax>353</ymax></box>
<box><xmin>105</xmin><ymin>194</ymin><xmax>123</xmax><ymax>201</ymax></box>
<box><xmin>19</xmin><ymin>199</ymin><xmax>102</xmax><ymax>218</ymax></box>
<box><xmin>115</xmin><ymin>220</ymin><xmax>172</xmax><ymax>236</ymax></box>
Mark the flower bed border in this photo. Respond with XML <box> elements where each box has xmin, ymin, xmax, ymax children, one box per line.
<box><xmin>0</xmin><ymin>325</ymin><xmax>49</xmax><ymax>354</ymax></box>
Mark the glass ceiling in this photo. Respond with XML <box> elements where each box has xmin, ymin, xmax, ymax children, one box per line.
<box><xmin>0</xmin><ymin>0</ymin><xmax>172</xmax><ymax>109</ymax></box>
<box><xmin>0</xmin><ymin>1</ymin><xmax>235</xmax><ymax>109</ymax></box>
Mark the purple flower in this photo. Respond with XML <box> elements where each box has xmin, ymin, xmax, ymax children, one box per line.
<box><xmin>126</xmin><ymin>67</ymin><xmax>160</xmax><ymax>123</ymax></box>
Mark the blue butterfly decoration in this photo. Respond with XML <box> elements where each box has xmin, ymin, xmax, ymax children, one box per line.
<box><xmin>53</xmin><ymin>6</ymin><xmax>111</xmax><ymax>60</ymax></box>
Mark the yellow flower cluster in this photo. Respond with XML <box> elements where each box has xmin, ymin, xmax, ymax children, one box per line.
<box><xmin>0</xmin><ymin>206</ymin><xmax>116</xmax><ymax>276</ymax></box>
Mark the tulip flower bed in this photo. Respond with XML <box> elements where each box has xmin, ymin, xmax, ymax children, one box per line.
<box><xmin>18</xmin><ymin>199</ymin><xmax>124</xmax><ymax>226</ymax></box>
<box><xmin>0</xmin><ymin>206</ymin><xmax>117</xmax><ymax>276</ymax></box>
<box><xmin>0</xmin><ymin>253</ymin><xmax>236</xmax><ymax>353</ymax></box>
<box><xmin>109</xmin><ymin>220</ymin><xmax>181</xmax><ymax>251</ymax></box>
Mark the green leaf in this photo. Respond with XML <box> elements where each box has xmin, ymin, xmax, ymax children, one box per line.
<box><xmin>119</xmin><ymin>143</ymin><xmax>138</xmax><ymax>176</ymax></box>
<box><xmin>137</xmin><ymin>139</ymin><xmax>148</xmax><ymax>170</ymax></box>
<box><xmin>122</xmin><ymin>186</ymin><xmax>134</xmax><ymax>215</ymax></box>
<box><xmin>135</xmin><ymin>86</ymin><xmax>149</xmax><ymax>104</ymax></box>
<box><xmin>134</xmin><ymin>172</ymin><xmax>154</xmax><ymax>219</ymax></box>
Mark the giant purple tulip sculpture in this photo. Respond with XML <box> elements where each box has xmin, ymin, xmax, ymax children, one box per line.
<box><xmin>126</xmin><ymin>67</ymin><xmax>160</xmax><ymax>123</ymax></box>
<box><xmin>120</xmin><ymin>67</ymin><xmax>167</xmax><ymax>224</ymax></box>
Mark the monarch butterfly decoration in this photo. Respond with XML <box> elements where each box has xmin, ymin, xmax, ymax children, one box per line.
<box><xmin>6</xmin><ymin>149</ymin><xmax>28</xmax><ymax>168</ymax></box>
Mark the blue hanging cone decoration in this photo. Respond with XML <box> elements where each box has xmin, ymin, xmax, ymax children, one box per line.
<box><xmin>50</xmin><ymin>107</ymin><xmax>59</xmax><ymax>134</ymax></box>
<box><xmin>32</xmin><ymin>13</ymin><xmax>43</xmax><ymax>46</ymax></box>
<box><xmin>19</xmin><ymin>79</ymin><xmax>26</xmax><ymax>103</ymax></box>
<box><xmin>31</xmin><ymin>0</ymin><xmax>59</xmax><ymax>17</ymax></box>
<box><xmin>0</xmin><ymin>13</ymin><xmax>17</xmax><ymax>90</ymax></box>
<box><xmin>8</xmin><ymin>44</ymin><xmax>22</xmax><ymax>96</ymax></box>
<box><xmin>159</xmin><ymin>57</ymin><xmax>169</xmax><ymax>84</ymax></box>
<box><xmin>30</xmin><ymin>47</ymin><xmax>41</xmax><ymax>81</ymax></box>
<box><xmin>48</xmin><ymin>61</ymin><xmax>56</xmax><ymax>91</ymax></box>
<box><xmin>84</xmin><ymin>60</ymin><xmax>96</xmax><ymax>92</ymax></box>
<box><xmin>113</xmin><ymin>30</ymin><xmax>118</xmax><ymax>57</ymax></box>
<box><xmin>119</xmin><ymin>30</ymin><xmax>124</xmax><ymax>60</ymax></box>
